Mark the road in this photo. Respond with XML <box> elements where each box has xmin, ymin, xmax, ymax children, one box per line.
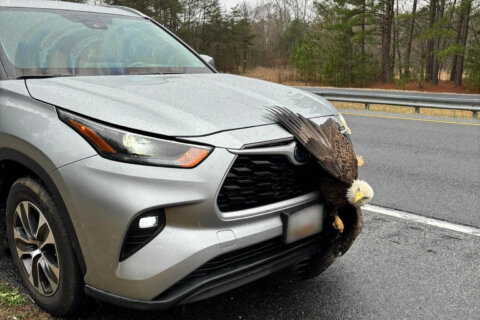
<box><xmin>0</xmin><ymin>110</ymin><xmax>479</xmax><ymax>319</ymax></box>
<box><xmin>345</xmin><ymin>110</ymin><xmax>480</xmax><ymax>227</ymax></box>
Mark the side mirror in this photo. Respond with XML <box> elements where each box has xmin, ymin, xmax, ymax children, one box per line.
<box><xmin>199</xmin><ymin>54</ymin><xmax>216</xmax><ymax>69</ymax></box>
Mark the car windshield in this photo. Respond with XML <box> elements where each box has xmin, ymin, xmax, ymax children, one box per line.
<box><xmin>0</xmin><ymin>8</ymin><xmax>212</xmax><ymax>78</ymax></box>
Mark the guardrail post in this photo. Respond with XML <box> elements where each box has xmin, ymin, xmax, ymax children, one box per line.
<box><xmin>473</xmin><ymin>111</ymin><xmax>478</xmax><ymax>118</ymax></box>
<box><xmin>365</xmin><ymin>103</ymin><xmax>370</xmax><ymax>110</ymax></box>
<box><xmin>414</xmin><ymin>106</ymin><xmax>420</xmax><ymax>114</ymax></box>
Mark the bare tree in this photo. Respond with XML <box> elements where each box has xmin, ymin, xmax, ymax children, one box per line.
<box><xmin>393</xmin><ymin>0</ymin><xmax>402</xmax><ymax>77</ymax></box>
<box><xmin>432</xmin><ymin>0</ymin><xmax>446</xmax><ymax>85</ymax></box>
<box><xmin>404</xmin><ymin>0</ymin><xmax>418</xmax><ymax>78</ymax></box>
<box><xmin>451</xmin><ymin>0</ymin><xmax>473</xmax><ymax>84</ymax></box>
<box><xmin>426</xmin><ymin>0</ymin><xmax>437</xmax><ymax>79</ymax></box>
<box><xmin>381</xmin><ymin>0</ymin><xmax>394</xmax><ymax>82</ymax></box>
<box><xmin>271</xmin><ymin>0</ymin><xmax>291</xmax><ymax>25</ymax></box>
<box><xmin>453</xmin><ymin>0</ymin><xmax>472</xmax><ymax>86</ymax></box>
<box><xmin>287</xmin><ymin>0</ymin><xmax>310</xmax><ymax>22</ymax></box>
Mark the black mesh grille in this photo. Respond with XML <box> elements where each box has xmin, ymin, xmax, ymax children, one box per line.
<box><xmin>157</xmin><ymin>233</ymin><xmax>322</xmax><ymax>300</ymax></box>
<box><xmin>217</xmin><ymin>155</ymin><xmax>316</xmax><ymax>212</ymax></box>
<box><xmin>179</xmin><ymin>238</ymin><xmax>282</xmax><ymax>284</ymax></box>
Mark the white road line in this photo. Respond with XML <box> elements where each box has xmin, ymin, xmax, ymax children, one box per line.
<box><xmin>364</xmin><ymin>204</ymin><xmax>480</xmax><ymax>237</ymax></box>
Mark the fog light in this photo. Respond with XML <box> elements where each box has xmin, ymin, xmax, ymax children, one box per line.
<box><xmin>120</xmin><ymin>209</ymin><xmax>166</xmax><ymax>262</ymax></box>
<box><xmin>138</xmin><ymin>216</ymin><xmax>158</xmax><ymax>229</ymax></box>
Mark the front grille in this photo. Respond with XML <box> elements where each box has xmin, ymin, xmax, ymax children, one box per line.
<box><xmin>217</xmin><ymin>155</ymin><xmax>316</xmax><ymax>212</ymax></box>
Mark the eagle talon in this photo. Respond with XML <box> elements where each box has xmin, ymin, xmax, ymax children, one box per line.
<box><xmin>332</xmin><ymin>215</ymin><xmax>344</xmax><ymax>233</ymax></box>
<box><xmin>356</xmin><ymin>155</ymin><xmax>364</xmax><ymax>167</ymax></box>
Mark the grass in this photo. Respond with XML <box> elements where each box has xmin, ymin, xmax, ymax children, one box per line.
<box><xmin>0</xmin><ymin>282</ymin><xmax>27</xmax><ymax>307</ymax></box>
<box><xmin>332</xmin><ymin>102</ymin><xmax>477</xmax><ymax>119</ymax></box>
<box><xmin>0</xmin><ymin>280</ymin><xmax>51</xmax><ymax>320</ymax></box>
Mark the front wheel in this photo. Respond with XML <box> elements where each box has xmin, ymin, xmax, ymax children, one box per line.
<box><xmin>6</xmin><ymin>177</ymin><xmax>83</xmax><ymax>316</ymax></box>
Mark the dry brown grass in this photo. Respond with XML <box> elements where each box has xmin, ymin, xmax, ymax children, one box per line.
<box><xmin>332</xmin><ymin>102</ymin><xmax>475</xmax><ymax>119</ymax></box>
<box><xmin>243</xmin><ymin>67</ymin><xmax>478</xmax><ymax>93</ymax></box>
<box><xmin>243</xmin><ymin>67</ymin><xmax>314</xmax><ymax>86</ymax></box>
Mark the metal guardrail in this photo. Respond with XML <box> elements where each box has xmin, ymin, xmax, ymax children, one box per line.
<box><xmin>298</xmin><ymin>87</ymin><xmax>480</xmax><ymax>118</ymax></box>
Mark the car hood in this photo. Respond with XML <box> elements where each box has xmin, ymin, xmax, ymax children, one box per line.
<box><xmin>26</xmin><ymin>73</ymin><xmax>337</xmax><ymax>137</ymax></box>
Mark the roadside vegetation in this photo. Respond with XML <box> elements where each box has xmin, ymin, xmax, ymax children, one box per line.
<box><xmin>0</xmin><ymin>280</ymin><xmax>50</xmax><ymax>320</ymax></box>
<box><xmin>243</xmin><ymin>66</ymin><xmax>478</xmax><ymax>93</ymax></box>
<box><xmin>331</xmin><ymin>102</ymin><xmax>476</xmax><ymax>118</ymax></box>
<box><xmin>85</xmin><ymin>0</ymin><xmax>480</xmax><ymax>92</ymax></box>
<box><xmin>243</xmin><ymin>67</ymin><xmax>479</xmax><ymax>119</ymax></box>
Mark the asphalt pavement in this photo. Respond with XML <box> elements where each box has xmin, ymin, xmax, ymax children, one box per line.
<box><xmin>344</xmin><ymin>110</ymin><xmax>480</xmax><ymax>227</ymax></box>
<box><xmin>0</xmin><ymin>110</ymin><xmax>479</xmax><ymax>319</ymax></box>
<box><xmin>1</xmin><ymin>210</ymin><xmax>478</xmax><ymax>320</ymax></box>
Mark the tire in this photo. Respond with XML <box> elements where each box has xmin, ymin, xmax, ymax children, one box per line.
<box><xmin>6</xmin><ymin>177</ymin><xmax>83</xmax><ymax>316</ymax></box>
<box><xmin>0</xmin><ymin>207</ymin><xmax>7</xmax><ymax>256</ymax></box>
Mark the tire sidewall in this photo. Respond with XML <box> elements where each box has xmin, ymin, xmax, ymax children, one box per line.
<box><xmin>6</xmin><ymin>177</ymin><xmax>82</xmax><ymax>316</ymax></box>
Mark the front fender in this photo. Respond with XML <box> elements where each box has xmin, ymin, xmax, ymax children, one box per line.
<box><xmin>0</xmin><ymin>80</ymin><xmax>96</xmax><ymax>273</ymax></box>
<box><xmin>0</xmin><ymin>148</ymin><xmax>88</xmax><ymax>274</ymax></box>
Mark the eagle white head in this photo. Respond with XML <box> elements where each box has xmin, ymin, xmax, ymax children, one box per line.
<box><xmin>346</xmin><ymin>180</ymin><xmax>374</xmax><ymax>208</ymax></box>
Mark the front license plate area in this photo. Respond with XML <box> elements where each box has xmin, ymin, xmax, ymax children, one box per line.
<box><xmin>282</xmin><ymin>203</ymin><xmax>323</xmax><ymax>244</ymax></box>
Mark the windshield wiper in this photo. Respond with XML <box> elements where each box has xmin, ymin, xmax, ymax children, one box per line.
<box><xmin>16</xmin><ymin>73</ymin><xmax>184</xmax><ymax>79</ymax></box>
<box><xmin>129</xmin><ymin>72</ymin><xmax>184</xmax><ymax>76</ymax></box>
<box><xmin>16</xmin><ymin>74</ymin><xmax>74</xmax><ymax>80</ymax></box>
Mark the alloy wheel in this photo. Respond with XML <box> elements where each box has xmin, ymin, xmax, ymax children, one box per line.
<box><xmin>12</xmin><ymin>201</ymin><xmax>60</xmax><ymax>296</ymax></box>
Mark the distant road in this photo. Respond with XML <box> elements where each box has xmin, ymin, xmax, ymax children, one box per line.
<box><xmin>344</xmin><ymin>110</ymin><xmax>480</xmax><ymax>227</ymax></box>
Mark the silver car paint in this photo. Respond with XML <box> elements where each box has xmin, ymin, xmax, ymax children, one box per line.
<box><xmin>1</xmin><ymin>83</ymin><xmax>325</xmax><ymax>299</ymax></box>
<box><xmin>52</xmin><ymin>149</ymin><xmax>320</xmax><ymax>299</ymax></box>
<box><xmin>181</xmin><ymin>116</ymin><xmax>333</xmax><ymax>149</ymax></box>
<box><xmin>0</xmin><ymin>81</ymin><xmax>96</xmax><ymax>170</ymax></box>
<box><xmin>26</xmin><ymin>74</ymin><xmax>337</xmax><ymax>137</ymax></box>
<box><xmin>0</xmin><ymin>0</ymin><xmax>340</xmax><ymax>302</ymax></box>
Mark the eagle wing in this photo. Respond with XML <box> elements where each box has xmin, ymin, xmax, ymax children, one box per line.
<box><xmin>267</xmin><ymin>106</ymin><xmax>357</xmax><ymax>184</ymax></box>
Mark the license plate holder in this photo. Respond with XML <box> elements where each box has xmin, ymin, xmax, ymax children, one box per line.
<box><xmin>281</xmin><ymin>203</ymin><xmax>323</xmax><ymax>244</ymax></box>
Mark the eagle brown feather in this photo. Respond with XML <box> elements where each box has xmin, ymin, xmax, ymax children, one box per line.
<box><xmin>267</xmin><ymin>106</ymin><xmax>372</xmax><ymax>263</ymax></box>
<box><xmin>267</xmin><ymin>106</ymin><xmax>363</xmax><ymax>235</ymax></box>
<box><xmin>267</xmin><ymin>107</ymin><xmax>358</xmax><ymax>185</ymax></box>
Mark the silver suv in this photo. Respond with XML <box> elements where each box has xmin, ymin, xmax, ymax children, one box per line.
<box><xmin>0</xmin><ymin>0</ymin><xmax>354</xmax><ymax>316</ymax></box>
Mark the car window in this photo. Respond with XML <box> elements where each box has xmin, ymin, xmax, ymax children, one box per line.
<box><xmin>0</xmin><ymin>8</ymin><xmax>212</xmax><ymax>78</ymax></box>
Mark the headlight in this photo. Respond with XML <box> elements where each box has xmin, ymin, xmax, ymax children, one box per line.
<box><xmin>58</xmin><ymin>110</ymin><xmax>212</xmax><ymax>168</ymax></box>
<box><xmin>337</xmin><ymin>113</ymin><xmax>351</xmax><ymax>135</ymax></box>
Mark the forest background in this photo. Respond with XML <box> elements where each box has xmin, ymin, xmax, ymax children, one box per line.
<box><xmin>69</xmin><ymin>0</ymin><xmax>480</xmax><ymax>92</ymax></box>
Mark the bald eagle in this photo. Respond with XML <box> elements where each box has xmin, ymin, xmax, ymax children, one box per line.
<box><xmin>268</xmin><ymin>107</ymin><xmax>373</xmax><ymax>234</ymax></box>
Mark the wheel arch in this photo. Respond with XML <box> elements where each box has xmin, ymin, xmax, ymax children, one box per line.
<box><xmin>0</xmin><ymin>148</ymin><xmax>87</xmax><ymax>275</ymax></box>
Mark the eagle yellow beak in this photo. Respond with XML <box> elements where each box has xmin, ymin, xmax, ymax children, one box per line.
<box><xmin>354</xmin><ymin>192</ymin><xmax>364</xmax><ymax>203</ymax></box>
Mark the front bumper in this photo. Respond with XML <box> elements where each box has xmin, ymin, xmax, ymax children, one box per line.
<box><xmin>84</xmin><ymin>204</ymin><xmax>363</xmax><ymax>311</ymax></box>
<box><xmin>47</xmin><ymin>116</ymin><xmax>361</xmax><ymax>306</ymax></box>
<box><xmin>51</xmin><ymin>146</ymin><xmax>321</xmax><ymax>301</ymax></box>
<box><xmin>84</xmin><ymin>233</ymin><xmax>325</xmax><ymax>310</ymax></box>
